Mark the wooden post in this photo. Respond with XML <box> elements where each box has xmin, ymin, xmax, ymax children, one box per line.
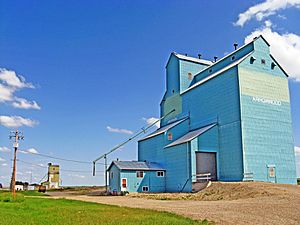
<box><xmin>104</xmin><ymin>154</ymin><xmax>108</xmax><ymax>192</ymax></box>
<box><xmin>11</xmin><ymin>147</ymin><xmax>17</xmax><ymax>198</ymax></box>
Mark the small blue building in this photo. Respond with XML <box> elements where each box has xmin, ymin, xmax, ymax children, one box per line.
<box><xmin>108</xmin><ymin>35</ymin><xmax>297</xmax><ymax>193</ymax></box>
<box><xmin>108</xmin><ymin>161</ymin><xmax>166</xmax><ymax>193</ymax></box>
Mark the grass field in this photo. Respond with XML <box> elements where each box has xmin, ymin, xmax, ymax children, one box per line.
<box><xmin>0</xmin><ymin>191</ymin><xmax>209</xmax><ymax>225</ymax></box>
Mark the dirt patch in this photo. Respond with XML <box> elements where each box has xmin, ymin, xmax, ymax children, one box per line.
<box><xmin>47</xmin><ymin>182</ymin><xmax>300</xmax><ymax>225</ymax></box>
<box><xmin>130</xmin><ymin>182</ymin><xmax>281</xmax><ymax>201</ymax></box>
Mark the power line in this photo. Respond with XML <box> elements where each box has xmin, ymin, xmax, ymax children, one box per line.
<box><xmin>17</xmin><ymin>159</ymin><xmax>104</xmax><ymax>173</ymax></box>
<box><xmin>23</xmin><ymin>151</ymin><xmax>105</xmax><ymax>165</ymax></box>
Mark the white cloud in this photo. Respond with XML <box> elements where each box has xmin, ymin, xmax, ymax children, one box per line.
<box><xmin>19</xmin><ymin>148</ymin><xmax>38</xmax><ymax>154</ymax></box>
<box><xmin>12</xmin><ymin>97</ymin><xmax>41</xmax><ymax>110</ymax></box>
<box><xmin>0</xmin><ymin>68</ymin><xmax>34</xmax><ymax>89</ymax></box>
<box><xmin>0</xmin><ymin>68</ymin><xmax>41</xmax><ymax>110</ymax></box>
<box><xmin>0</xmin><ymin>157</ymin><xmax>6</xmax><ymax>162</ymax></box>
<box><xmin>235</xmin><ymin>0</ymin><xmax>300</xmax><ymax>27</ymax></box>
<box><xmin>0</xmin><ymin>146</ymin><xmax>10</xmax><ymax>153</ymax></box>
<box><xmin>0</xmin><ymin>115</ymin><xmax>39</xmax><ymax>128</ymax></box>
<box><xmin>277</xmin><ymin>14</ymin><xmax>287</xmax><ymax>19</ymax></box>
<box><xmin>27</xmin><ymin>148</ymin><xmax>38</xmax><ymax>154</ymax></box>
<box><xmin>1</xmin><ymin>163</ymin><xmax>8</xmax><ymax>166</ymax></box>
<box><xmin>245</xmin><ymin>26</ymin><xmax>300</xmax><ymax>81</ymax></box>
<box><xmin>19</xmin><ymin>150</ymin><xmax>28</xmax><ymax>154</ymax></box>
<box><xmin>295</xmin><ymin>146</ymin><xmax>300</xmax><ymax>155</ymax></box>
<box><xmin>106</xmin><ymin>126</ymin><xmax>133</xmax><ymax>135</ymax></box>
<box><xmin>67</xmin><ymin>174</ymin><xmax>85</xmax><ymax>179</ymax></box>
<box><xmin>264</xmin><ymin>20</ymin><xmax>273</xmax><ymax>27</ymax></box>
<box><xmin>142</xmin><ymin>117</ymin><xmax>160</xmax><ymax>128</ymax></box>
<box><xmin>0</xmin><ymin>83</ymin><xmax>14</xmax><ymax>102</ymax></box>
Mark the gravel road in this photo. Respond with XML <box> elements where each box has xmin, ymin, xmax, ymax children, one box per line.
<box><xmin>47</xmin><ymin>182</ymin><xmax>300</xmax><ymax>225</ymax></box>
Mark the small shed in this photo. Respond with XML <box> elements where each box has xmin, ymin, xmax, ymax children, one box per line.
<box><xmin>108</xmin><ymin>161</ymin><xmax>166</xmax><ymax>193</ymax></box>
<box><xmin>15</xmin><ymin>181</ymin><xmax>29</xmax><ymax>191</ymax></box>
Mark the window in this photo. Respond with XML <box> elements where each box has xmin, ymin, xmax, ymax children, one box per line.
<box><xmin>188</xmin><ymin>72</ymin><xmax>192</xmax><ymax>80</ymax></box>
<box><xmin>121</xmin><ymin>178</ymin><xmax>127</xmax><ymax>188</ymax></box>
<box><xmin>167</xmin><ymin>132</ymin><xmax>172</xmax><ymax>140</ymax></box>
<box><xmin>136</xmin><ymin>171</ymin><xmax>144</xmax><ymax>178</ymax></box>
<box><xmin>231</xmin><ymin>56</ymin><xmax>235</xmax><ymax>61</ymax></box>
<box><xmin>261</xmin><ymin>59</ymin><xmax>266</xmax><ymax>64</ymax></box>
<box><xmin>157</xmin><ymin>171</ymin><xmax>164</xmax><ymax>177</ymax></box>
<box><xmin>209</xmin><ymin>69</ymin><xmax>212</xmax><ymax>73</ymax></box>
<box><xmin>110</xmin><ymin>172</ymin><xmax>113</xmax><ymax>179</ymax></box>
<box><xmin>142</xmin><ymin>186</ymin><xmax>149</xmax><ymax>192</ymax></box>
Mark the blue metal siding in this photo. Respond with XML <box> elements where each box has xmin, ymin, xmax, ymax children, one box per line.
<box><xmin>165</xmin><ymin>55</ymin><xmax>180</xmax><ymax>97</ymax></box>
<box><xmin>183</xmin><ymin>67</ymin><xmax>241</xmax><ymax>127</ymax></box>
<box><xmin>160</xmin><ymin>55</ymin><xmax>181</xmax><ymax>125</ymax></box>
<box><xmin>108</xmin><ymin>164</ymin><xmax>121</xmax><ymax>192</ymax></box>
<box><xmin>197</xmin><ymin>125</ymin><xmax>219</xmax><ymax>151</ymax></box>
<box><xmin>138</xmin><ymin>134</ymin><xmax>165</xmax><ymax>163</ymax></box>
<box><xmin>238</xmin><ymin>39</ymin><xmax>296</xmax><ymax>184</ymax></box>
<box><xmin>164</xmin><ymin>143</ymin><xmax>191</xmax><ymax>192</ymax></box>
<box><xmin>179</xmin><ymin>60</ymin><xmax>207</xmax><ymax>93</ymax></box>
<box><xmin>120</xmin><ymin>170</ymin><xmax>165</xmax><ymax>192</ymax></box>
<box><xmin>165</xmin><ymin>119</ymin><xmax>189</xmax><ymax>146</ymax></box>
<box><xmin>182</xmin><ymin>67</ymin><xmax>243</xmax><ymax>181</ymax></box>
<box><xmin>193</xmin><ymin>43</ymin><xmax>254</xmax><ymax>84</ymax></box>
<box><xmin>218</xmin><ymin>121</ymin><xmax>243</xmax><ymax>180</ymax></box>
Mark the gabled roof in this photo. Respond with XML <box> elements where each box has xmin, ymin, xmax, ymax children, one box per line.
<box><xmin>165</xmin><ymin>123</ymin><xmax>217</xmax><ymax>148</ymax></box>
<box><xmin>182</xmin><ymin>51</ymin><xmax>253</xmax><ymax>94</ymax></box>
<box><xmin>165</xmin><ymin>52</ymin><xmax>212</xmax><ymax>68</ymax></box>
<box><xmin>108</xmin><ymin>161</ymin><xmax>165</xmax><ymax>171</ymax></box>
<box><xmin>138</xmin><ymin>117</ymin><xmax>188</xmax><ymax>142</ymax></box>
<box><xmin>173</xmin><ymin>52</ymin><xmax>213</xmax><ymax>65</ymax></box>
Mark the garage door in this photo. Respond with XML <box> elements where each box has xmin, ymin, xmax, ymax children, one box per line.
<box><xmin>196</xmin><ymin>152</ymin><xmax>217</xmax><ymax>181</ymax></box>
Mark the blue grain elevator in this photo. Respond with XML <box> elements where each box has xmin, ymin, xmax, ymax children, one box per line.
<box><xmin>108</xmin><ymin>36</ymin><xmax>297</xmax><ymax>193</ymax></box>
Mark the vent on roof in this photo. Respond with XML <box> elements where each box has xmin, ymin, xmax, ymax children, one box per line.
<box><xmin>271</xmin><ymin>62</ymin><xmax>276</xmax><ymax>69</ymax></box>
<box><xmin>198</xmin><ymin>54</ymin><xmax>202</xmax><ymax>59</ymax></box>
<box><xmin>209</xmin><ymin>69</ymin><xmax>213</xmax><ymax>73</ymax></box>
<box><xmin>231</xmin><ymin>55</ymin><xmax>236</xmax><ymax>61</ymax></box>
<box><xmin>250</xmin><ymin>56</ymin><xmax>256</xmax><ymax>64</ymax></box>
<box><xmin>214</xmin><ymin>56</ymin><xmax>218</xmax><ymax>62</ymax></box>
<box><xmin>234</xmin><ymin>43</ymin><xmax>238</xmax><ymax>50</ymax></box>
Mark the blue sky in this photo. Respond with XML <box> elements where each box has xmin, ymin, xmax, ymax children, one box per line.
<box><xmin>0</xmin><ymin>0</ymin><xmax>300</xmax><ymax>186</ymax></box>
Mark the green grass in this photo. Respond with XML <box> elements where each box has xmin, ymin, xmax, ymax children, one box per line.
<box><xmin>0</xmin><ymin>193</ymin><xmax>210</xmax><ymax>225</ymax></box>
<box><xmin>22</xmin><ymin>190</ymin><xmax>48</xmax><ymax>196</ymax></box>
<box><xmin>0</xmin><ymin>192</ymin><xmax>24</xmax><ymax>203</ymax></box>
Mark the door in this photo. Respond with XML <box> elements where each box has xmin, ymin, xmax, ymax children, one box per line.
<box><xmin>121</xmin><ymin>178</ymin><xmax>127</xmax><ymax>191</ymax></box>
<box><xmin>196</xmin><ymin>152</ymin><xmax>217</xmax><ymax>181</ymax></box>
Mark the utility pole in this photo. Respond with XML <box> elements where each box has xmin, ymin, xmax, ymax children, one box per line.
<box><xmin>9</xmin><ymin>130</ymin><xmax>24</xmax><ymax>198</ymax></box>
<box><xmin>104</xmin><ymin>154</ymin><xmax>107</xmax><ymax>192</ymax></box>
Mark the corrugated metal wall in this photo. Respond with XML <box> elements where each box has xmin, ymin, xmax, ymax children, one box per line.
<box><xmin>182</xmin><ymin>67</ymin><xmax>244</xmax><ymax>181</ymax></box>
<box><xmin>238</xmin><ymin>38</ymin><xmax>296</xmax><ymax>184</ymax></box>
